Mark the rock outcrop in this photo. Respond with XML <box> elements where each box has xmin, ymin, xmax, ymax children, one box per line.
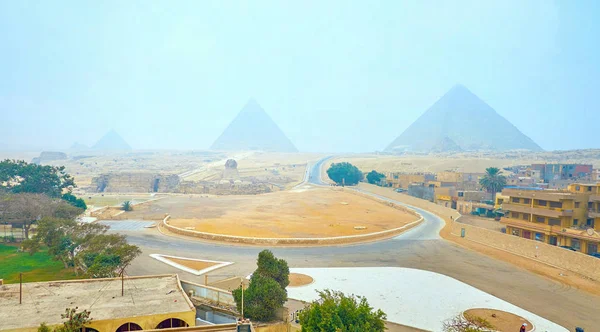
<box><xmin>31</xmin><ymin>151</ymin><xmax>68</xmax><ymax>164</ymax></box>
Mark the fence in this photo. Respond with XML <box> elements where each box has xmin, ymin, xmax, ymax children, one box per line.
<box><xmin>180</xmin><ymin>280</ymin><xmax>236</xmax><ymax>307</ymax></box>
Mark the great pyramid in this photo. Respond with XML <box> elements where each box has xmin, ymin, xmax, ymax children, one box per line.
<box><xmin>386</xmin><ymin>84</ymin><xmax>542</xmax><ymax>152</ymax></box>
<box><xmin>210</xmin><ymin>99</ymin><xmax>298</xmax><ymax>152</ymax></box>
<box><xmin>92</xmin><ymin>129</ymin><xmax>132</xmax><ymax>151</ymax></box>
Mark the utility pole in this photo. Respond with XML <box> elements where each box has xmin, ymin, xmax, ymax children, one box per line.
<box><xmin>19</xmin><ymin>273</ymin><xmax>22</xmax><ymax>304</ymax></box>
<box><xmin>121</xmin><ymin>271</ymin><xmax>124</xmax><ymax>297</ymax></box>
<box><xmin>240</xmin><ymin>277</ymin><xmax>244</xmax><ymax>319</ymax></box>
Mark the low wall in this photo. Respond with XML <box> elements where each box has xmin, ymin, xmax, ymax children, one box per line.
<box><xmin>163</xmin><ymin>214</ymin><xmax>423</xmax><ymax>246</ymax></box>
<box><xmin>181</xmin><ymin>280</ymin><xmax>236</xmax><ymax>307</ymax></box>
<box><xmin>451</xmin><ymin>222</ymin><xmax>600</xmax><ymax>281</ymax></box>
<box><xmin>356</xmin><ymin>183</ymin><xmax>600</xmax><ymax>282</ymax></box>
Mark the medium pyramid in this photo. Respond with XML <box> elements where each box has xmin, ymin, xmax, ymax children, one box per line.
<box><xmin>386</xmin><ymin>85</ymin><xmax>542</xmax><ymax>152</ymax></box>
<box><xmin>210</xmin><ymin>99</ymin><xmax>298</xmax><ymax>152</ymax></box>
<box><xmin>92</xmin><ymin>129</ymin><xmax>132</xmax><ymax>151</ymax></box>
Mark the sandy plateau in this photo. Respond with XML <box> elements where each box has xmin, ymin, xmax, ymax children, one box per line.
<box><xmin>128</xmin><ymin>187</ymin><xmax>418</xmax><ymax>238</ymax></box>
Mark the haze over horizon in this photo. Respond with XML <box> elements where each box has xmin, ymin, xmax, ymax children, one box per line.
<box><xmin>1</xmin><ymin>0</ymin><xmax>599</xmax><ymax>153</ymax></box>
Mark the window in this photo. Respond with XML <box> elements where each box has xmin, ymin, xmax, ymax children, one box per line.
<box><xmin>548</xmin><ymin>218</ymin><xmax>561</xmax><ymax>226</ymax></box>
<box><xmin>498</xmin><ymin>198</ymin><xmax>504</xmax><ymax>204</ymax></box>
<box><xmin>575</xmin><ymin>202</ymin><xmax>580</xmax><ymax>208</ymax></box>
<box><xmin>589</xmin><ymin>202</ymin><xmax>593</xmax><ymax>209</ymax></box>
<box><xmin>588</xmin><ymin>243</ymin><xmax>598</xmax><ymax>255</ymax></box>
<box><xmin>522</xmin><ymin>213</ymin><xmax>529</xmax><ymax>221</ymax></box>
<box><xmin>587</xmin><ymin>219</ymin><xmax>595</xmax><ymax>227</ymax></box>
<box><xmin>535</xmin><ymin>233</ymin><xmax>545</xmax><ymax>242</ymax></box>
<box><xmin>571</xmin><ymin>239</ymin><xmax>581</xmax><ymax>250</ymax></box>
<box><xmin>511</xmin><ymin>229</ymin><xmax>520</xmax><ymax>236</ymax></box>
<box><xmin>573</xmin><ymin>219</ymin><xmax>579</xmax><ymax>226</ymax></box>
<box><xmin>523</xmin><ymin>198</ymin><xmax>531</xmax><ymax>204</ymax></box>
<box><xmin>538</xmin><ymin>200</ymin><xmax>547</xmax><ymax>206</ymax></box>
<box><xmin>549</xmin><ymin>201</ymin><xmax>562</xmax><ymax>208</ymax></box>
<box><xmin>588</xmin><ymin>186</ymin><xmax>593</xmax><ymax>192</ymax></box>
<box><xmin>512</xmin><ymin>197</ymin><xmax>520</xmax><ymax>203</ymax></box>
<box><xmin>576</xmin><ymin>186</ymin><xmax>581</xmax><ymax>191</ymax></box>
<box><xmin>458</xmin><ymin>192</ymin><xmax>464</xmax><ymax>197</ymax></box>
<box><xmin>536</xmin><ymin>216</ymin><xmax>545</xmax><ymax>223</ymax></box>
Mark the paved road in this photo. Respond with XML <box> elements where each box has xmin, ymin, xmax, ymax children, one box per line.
<box><xmin>123</xmin><ymin>157</ymin><xmax>600</xmax><ymax>330</ymax></box>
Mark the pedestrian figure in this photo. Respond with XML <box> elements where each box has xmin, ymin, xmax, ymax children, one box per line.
<box><xmin>520</xmin><ymin>323</ymin><xmax>527</xmax><ymax>332</ymax></box>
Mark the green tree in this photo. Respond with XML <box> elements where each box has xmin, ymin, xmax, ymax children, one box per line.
<box><xmin>0</xmin><ymin>160</ymin><xmax>75</xmax><ymax>198</ymax></box>
<box><xmin>255</xmin><ymin>249</ymin><xmax>290</xmax><ymax>289</ymax></box>
<box><xmin>233</xmin><ymin>250</ymin><xmax>289</xmax><ymax>322</ymax></box>
<box><xmin>38</xmin><ymin>307</ymin><xmax>92</xmax><ymax>332</ymax></box>
<box><xmin>366</xmin><ymin>170</ymin><xmax>385</xmax><ymax>185</ymax></box>
<box><xmin>121</xmin><ymin>201</ymin><xmax>133</xmax><ymax>211</ymax></box>
<box><xmin>299</xmin><ymin>289</ymin><xmax>386</xmax><ymax>332</ymax></box>
<box><xmin>0</xmin><ymin>160</ymin><xmax>86</xmax><ymax>210</ymax></box>
<box><xmin>479</xmin><ymin>167</ymin><xmax>507</xmax><ymax>201</ymax></box>
<box><xmin>61</xmin><ymin>193</ymin><xmax>87</xmax><ymax>210</ymax></box>
<box><xmin>233</xmin><ymin>274</ymin><xmax>287</xmax><ymax>322</ymax></box>
<box><xmin>24</xmin><ymin>218</ymin><xmax>140</xmax><ymax>277</ymax></box>
<box><xmin>327</xmin><ymin>162</ymin><xmax>363</xmax><ymax>186</ymax></box>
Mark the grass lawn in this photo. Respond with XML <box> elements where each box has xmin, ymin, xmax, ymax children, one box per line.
<box><xmin>0</xmin><ymin>243</ymin><xmax>79</xmax><ymax>284</ymax></box>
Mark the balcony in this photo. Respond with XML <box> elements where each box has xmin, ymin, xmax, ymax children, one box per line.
<box><xmin>590</xmin><ymin>195</ymin><xmax>600</xmax><ymax>202</ymax></box>
<box><xmin>503</xmin><ymin>203</ymin><xmax>573</xmax><ymax>218</ymax></box>
<box><xmin>500</xmin><ymin>217</ymin><xmax>554</xmax><ymax>233</ymax></box>
<box><xmin>588</xmin><ymin>209</ymin><xmax>600</xmax><ymax>219</ymax></box>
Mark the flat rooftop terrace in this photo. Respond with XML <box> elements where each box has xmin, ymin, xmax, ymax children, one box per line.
<box><xmin>0</xmin><ymin>274</ymin><xmax>194</xmax><ymax>331</ymax></box>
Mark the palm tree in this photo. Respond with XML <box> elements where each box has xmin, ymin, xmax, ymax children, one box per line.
<box><xmin>479</xmin><ymin>167</ymin><xmax>507</xmax><ymax>201</ymax></box>
<box><xmin>121</xmin><ymin>201</ymin><xmax>133</xmax><ymax>212</ymax></box>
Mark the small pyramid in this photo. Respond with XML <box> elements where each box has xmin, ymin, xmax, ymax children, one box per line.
<box><xmin>92</xmin><ymin>129</ymin><xmax>132</xmax><ymax>151</ymax></box>
<box><xmin>386</xmin><ymin>84</ymin><xmax>542</xmax><ymax>152</ymax></box>
<box><xmin>210</xmin><ymin>99</ymin><xmax>298</xmax><ymax>152</ymax></box>
<box><xmin>69</xmin><ymin>142</ymin><xmax>89</xmax><ymax>151</ymax></box>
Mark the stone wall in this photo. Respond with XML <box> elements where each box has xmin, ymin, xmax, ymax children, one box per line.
<box><xmin>162</xmin><ymin>214</ymin><xmax>423</xmax><ymax>246</ymax></box>
<box><xmin>92</xmin><ymin>173</ymin><xmax>180</xmax><ymax>193</ymax></box>
<box><xmin>357</xmin><ymin>183</ymin><xmax>600</xmax><ymax>281</ymax></box>
<box><xmin>178</xmin><ymin>181</ymin><xmax>272</xmax><ymax>195</ymax></box>
<box><xmin>451</xmin><ymin>221</ymin><xmax>600</xmax><ymax>281</ymax></box>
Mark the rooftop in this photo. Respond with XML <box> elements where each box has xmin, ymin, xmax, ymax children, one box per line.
<box><xmin>0</xmin><ymin>274</ymin><xmax>194</xmax><ymax>330</ymax></box>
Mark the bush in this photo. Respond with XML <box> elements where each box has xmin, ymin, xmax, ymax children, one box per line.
<box><xmin>326</xmin><ymin>162</ymin><xmax>363</xmax><ymax>186</ymax></box>
<box><xmin>366</xmin><ymin>170</ymin><xmax>385</xmax><ymax>185</ymax></box>
<box><xmin>299</xmin><ymin>289</ymin><xmax>386</xmax><ymax>331</ymax></box>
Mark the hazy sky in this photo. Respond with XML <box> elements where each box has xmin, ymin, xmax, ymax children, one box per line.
<box><xmin>1</xmin><ymin>0</ymin><xmax>599</xmax><ymax>152</ymax></box>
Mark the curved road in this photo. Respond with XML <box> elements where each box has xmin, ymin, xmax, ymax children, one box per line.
<box><xmin>124</xmin><ymin>157</ymin><xmax>599</xmax><ymax>329</ymax></box>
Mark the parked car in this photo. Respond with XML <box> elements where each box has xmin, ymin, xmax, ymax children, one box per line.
<box><xmin>394</xmin><ymin>188</ymin><xmax>406</xmax><ymax>193</ymax></box>
<box><xmin>590</xmin><ymin>253</ymin><xmax>600</xmax><ymax>259</ymax></box>
<box><xmin>559</xmin><ymin>245</ymin><xmax>577</xmax><ymax>251</ymax></box>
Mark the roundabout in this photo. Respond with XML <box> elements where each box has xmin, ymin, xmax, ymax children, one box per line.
<box><xmin>116</xmin><ymin>157</ymin><xmax>596</xmax><ymax>330</ymax></box>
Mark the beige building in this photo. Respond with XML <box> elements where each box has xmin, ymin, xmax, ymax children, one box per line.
<box><xmin>501</xmin><ymin>184</ymin><xmax>600</xmax><ymax>254</ymax></box>
<box><xmin>0</xmin><ymin>275</ymin><xmax>196</xmax><ymax>332</ymax></box>
<box><xmin>385</xmin><ymin>172</ymin><xmax>434</xmax><ymax>189</ymax></box>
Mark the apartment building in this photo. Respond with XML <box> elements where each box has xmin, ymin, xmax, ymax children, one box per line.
<box><xmin>385</xmin><ymin>172</ymin><xmax>435</xmax><ymax>189</ymax></box>
<box><xmin>501</xmin><ymin>184</ymin><xmax>600</xmax><ymax>255</ymax></box>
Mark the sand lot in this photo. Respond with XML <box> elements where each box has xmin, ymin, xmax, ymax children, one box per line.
<box><xmin>128</xmin><ymin>187</ymin><xmax>418</xmax><ymax>238</ymax></box>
